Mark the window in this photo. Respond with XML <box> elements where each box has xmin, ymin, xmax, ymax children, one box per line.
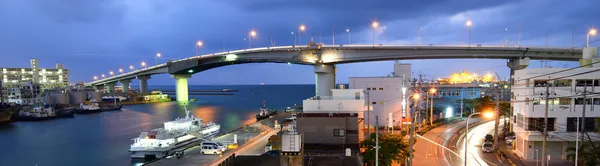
<box><xmin>372</xmin><ymin>102</ymin><xmax>376</xmax><ymax>105</ymax></box>
<box><xmin>525</xmin><ymin>98</ymin><xmax>530</xmax><ymax>105</ymax></box>
<box><xmin>567</xmin><ymin>117</ymin><xmax>597</xmax><ymax>132</ymax></box>
<box><xmin>558</xmin><ymin>98</ymin><xmax>571</xmax><ymax>105</ymax></box>
<box><xmin>534</xmin><ymin>80</ymin><xmax>550</xmax><ymax>87</ymax></box>
<box><xmin>371</xmin><ymin>87</ymin><xmax>376</xmax><ymax>90</ymax></box>
<box><xmin>367</xmin><ymin>88</ymin><xmax>371</xmax><ymax>90</ymax></box>
<box><xmin>333</xmin><ymin>129</ymin><xmax>345</xmax><ymax>137</ymax></box>
<box><xmin>533</xmin><ymin>98</ymin><xmax>540</xmax><ymax>105</ymax></box>
<box><xmin>555</xmin><ymin>79</ymin><xmax>571</xmax><ymax>87</ymax></box>
<box><xmin>379</xmin><ymin>88</ymin><xmax>383</xmax><ymax>90</ymax></box>
<box><xmin>576</xmin><ymin>79</ymin><xmax>593</xmax><ymax>86</ymax></box>
<box><xmin>594</xmin><ymin>98</ymin><xmax>600</xmax><ymax>105</ymax></box>
<box><xmin>527</xmin><ymin>118</ymin><xmax>556</xmax><ymax>132</ymax></box>
<box><xmin>575</xmin><ymin>98</ymin><xmax>593</xmax><ymax>105</ymax></box>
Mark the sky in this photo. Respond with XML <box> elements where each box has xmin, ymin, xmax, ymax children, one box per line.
<box><xmin>0</xmin><ymin>0</ymin><xmax>599</xmax><ymax>86</ymax></box>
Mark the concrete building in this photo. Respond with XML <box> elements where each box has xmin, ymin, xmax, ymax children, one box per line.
<box><xmin>1</xmin><ymin>59</ymin><xmax>69</xmax><ymax>103</ymax></box>
<box><xmin>349</xmin><ymin>62</ymin><xmax>412</xmax><ymax>127</ymax></box>
<box><xmin>299</xmin><ymin>89</ymin><xmax>365</xmax><ymax>148</ymax></box>
<box><xmin>7</xmin><ymin>81</ymin><xmax>42</xmax><ymax>105</ymax></box>
<box><xmin>512</xmin><ymin>67</ymin><xmax>600</xmax><ymax>162</ymax></box>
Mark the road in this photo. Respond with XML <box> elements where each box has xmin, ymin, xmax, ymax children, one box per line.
<box><xmin>413</xmin><ymin>119</ymin><xmax>481</xmax><ymax>166</ymax></box>
<box><xmin>458</xmin><ymin>119</ymin><xmax>506</xmax><ymax>166</ymax></box>
<box><xmin>146</xmin><ymin>112</ymin><xmax>293</xmax><ymax>166</ymax></box>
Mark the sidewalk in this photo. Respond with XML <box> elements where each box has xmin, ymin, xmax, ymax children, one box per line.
<box><xmin>496</xmin><ymin>131</ymin><xmax>573</xmax><ymax>166</ymax></box>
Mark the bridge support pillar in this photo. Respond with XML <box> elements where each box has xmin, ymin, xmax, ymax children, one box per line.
<box><xmin>94</xmin><ymin>85</ymin><xmax>104</xmax><ymax>92</ymax></box>
<box><xmin>580</xmin><ymin>47</ymin><xmax>598</xmax><ymax>67</ymax></box>
<box><xmin>120</xmin><ymin>79</ymin><xmax>132</xmax><ymax>93</ymax></box>
<box><xmin>106</xmin><ymin>82</ymin><xmax>116</xmax><ymax>93</ymax></box>
<box><xmin>172</xmin><ymin>74</ymin><xmax>191</xmax><ymax>102</ymax></box>
<box><xmin>314</xmin><ymin>64</ymin><xmax>336</xmax><ymax>96</ymax></box>
<box><xmin>138</xmin><ymin>75</ymin><xmax>151</xmax><ymax>94</ymax></box>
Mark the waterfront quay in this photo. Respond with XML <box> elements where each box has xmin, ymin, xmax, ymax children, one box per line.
<box><xmin>146</xmin><ymin>112</ymin><xmax>293</xmax><ymax>166</ymax></box>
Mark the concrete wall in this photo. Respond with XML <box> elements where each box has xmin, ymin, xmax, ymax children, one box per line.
<box><xmin>297</xmin><ymin>115</ymin><xmax>359</xmax><ymax>145</ymax></box>
<box><xmin>349</xmin><ymin>76</ymin><xmax>410</xmax><ymax>126</ymax></box>
<box><xmin>68</xmin><ymin>91</ymin><xmax>87</xmax><ymax>104</ymax></box>
<box><xmin>302</xmin><ymin>99</ymin><xmax>364</xmax><ymax>113</ymax></box>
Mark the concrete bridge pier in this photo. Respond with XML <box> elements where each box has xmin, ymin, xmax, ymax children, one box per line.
<box><xmin>314</xmin><ymin>64</ymin><xmax>336</xmax><ymax>96</ymax></box>
<box><xmin>120</xmin><ymin>79</ymin><xmax>132</xmax><ymax>93</ymax></box>
<box><xmin>580</xmin><ymin>47</ymin><xmax>598</xmax><ymax>67</ymax></box>
<box><xmin>172</xmin><ymin>74</ymin><xmax>191</xmax><ymax>102</ymax></box>
<box><xmin>94</xmin><ymin>85</ymin><xmax>104</xmax><ymax>92</ymax></box>
<box><xmin>138</xmin><ymin>75</ymin><xmax>151</xmax><ymax>94</ymax></box>
<box><xmin>106</xmin><ymin>82</ymin><xmax>116</xmax><ymax>93</ymax></box>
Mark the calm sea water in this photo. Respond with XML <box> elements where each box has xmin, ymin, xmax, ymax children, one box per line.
<box><xmin>0</xmin><ymin>85</ymin><xmax>314</xmax><ymax>166</ymax></box>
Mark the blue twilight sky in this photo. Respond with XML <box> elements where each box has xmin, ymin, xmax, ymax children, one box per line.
<box><xmin>0</xmin><ymin>0</ymin><xmax>598</xmax><ymax>85</ymax></box>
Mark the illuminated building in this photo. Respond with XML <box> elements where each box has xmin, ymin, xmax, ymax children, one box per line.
<box><xmin>1</xmin><ymin>59</ymin><xmax>69</xmax><ymax>103</ymax></box>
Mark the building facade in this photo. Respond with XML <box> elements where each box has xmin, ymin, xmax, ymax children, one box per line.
<box><xmin>299</xmin><ymin>89</ymin><xmax>365</xmax><ymax>147</ymax></box>
<box><xmin>7</xmin><ymin>82</ymin><xmax>42</xmax><ymax>105</ymax></box>
<box><xmin>512</xmin><ymin>68</ymin><xmax>600</xmax><ymax>162</ymax></box>
<box><xmin>349</xmin><ymin>62</ymin><xmax>412</xmax><ymax>127</ymax></box>
<box><xmin>1</xmin><ymin>59</ymin><xmax>69</xmax><ymax>103</ymax></box>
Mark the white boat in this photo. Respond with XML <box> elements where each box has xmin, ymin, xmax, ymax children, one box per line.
<box><xmin>79</xmin><ymin>100</ymin><xmax>100</xmax><ymax>111</ymax></box>
<box><xmin>129</xmin><ymin>105</ymin><xmax>220</xmax><ymax>159</ymax></box>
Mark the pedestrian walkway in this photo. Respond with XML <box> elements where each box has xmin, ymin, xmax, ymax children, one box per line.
<box><xmin>496</xmin><ymin>132</ymin><xmax>573</xmax><ymax>166</ymax></box>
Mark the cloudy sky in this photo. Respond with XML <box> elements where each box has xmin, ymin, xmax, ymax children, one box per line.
<box><xmin>0</xmin><ymin>0</ymin><xmax>598</xmax><ymax>85</ymax></box>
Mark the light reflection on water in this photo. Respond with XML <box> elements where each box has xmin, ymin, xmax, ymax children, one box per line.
<box><xmin>0</xmin><ymin>85</ymin><xmax>314</xmax><ymax>166</ymax></box>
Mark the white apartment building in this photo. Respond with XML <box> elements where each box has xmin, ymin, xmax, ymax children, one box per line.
<box><xmin>349</xmin><ymin>62</ymin><xmax>412</xmax><ymax>127</ymax></box>
<box><xmin>7</xmin><ymin>81</ymin><xmax>42</xmax><ymax>105</ymax></box>
<box><xmin>512</xmin><ymin>68</ymin><xmax>600</xmax><ymax>162</ymax></box>
<box><xmin>1</xmin><ymin>59</ymin><xmax>69</xmax><ymax>103</ymax></box>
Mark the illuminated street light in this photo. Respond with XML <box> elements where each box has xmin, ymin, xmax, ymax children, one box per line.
<box><xmin>109</xmin><ymin>71</ymin><xmax>114</xmax><ymax>76</ymax></box>
<box><xmin>298</xmin><ymin>25</ymin><xmax>306</xmax><ymax>45</ymax></box>
<box><xmin>587</xmin><ymin>28</ymin><xmax>597</xmax><ymax>47</ymax></box>
<box><xmin>119</xmin><ymin>68</ymin><xmax>123</xmax><ymax>73</ymax></box>
<box><xmin>101</xmin><ymin>74</ymin><xmax>106</xmax><ymax>78</ymax></box>
<box><xmin>464</xmin><ymin>111</ymin><xmax>495</xmax><ymax>166</ymax></box>
<box><xmin>248</xmin><ymin>30</ymin><xmax>257</xmax><ymax>49</ymax></box>
<box><xmin>155</xmin><ymin>52</ymin><xmax>161</xmax><ymax>65</ymax></box>
<box><xmin>141</xmin><ymin>61</ymin><xmax>146</xmax><ymax>68</ymax></box>
<box><xmin>129</xmin><ymin>65</ymin><xmax>134</xmax><ymax>71</ymax></box>
<box><xmin>466</xmin><ymin>20</ymin><xmax>472</xmax><ymax>47</ymax></box>
<box><xmin>429</xmin><ymin>88</ymin><xmax>437</xmax><ymax>125</ymax></box>
<box><xmin>93</xmin><ymin>76</ymin><xmax>98</xmax><ymax>80</ymax></box>
<box><xmin>346</xmin><ymin>29</ymin><xmax>351</xmax><ymax>44</ymax></box>
<box><xmin>371</xmin><ymin>21</ymin><xmax>379</xmax><ymax>47</ymax></box>
<box><xmin>196</xmin><ymin>40</ymin><xmax>204</xmax><ymax>56</ymax></box>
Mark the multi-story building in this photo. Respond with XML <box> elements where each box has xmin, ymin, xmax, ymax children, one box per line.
<box><xmin>299</xmin><ymin>89</ymin><xmax>365</xmax><ymax>147</ymax></box>
<box><xmin>1</xmin><ymin>59</ymin><xmax>69</xmax><ymax>103</ymax></box>
<box><xmin>7</xmin><ymin>81</ymin><xmax>42</xmax><ymax>105</ymax></box>
<box><xmin>349</xmin><ymin>62</ymin><xmax>412</xmax><ymax>128</ymax></box>
<box><xmin>512</xmin><ymin>67</ymin><xmax>600</xmax><ymax>162</ymax></box>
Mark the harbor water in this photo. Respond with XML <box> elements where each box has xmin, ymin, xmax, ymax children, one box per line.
<box><xmin>0</xmin><ymin>85</ymin><xmax>314</xmax><ymax>166</ymax></box>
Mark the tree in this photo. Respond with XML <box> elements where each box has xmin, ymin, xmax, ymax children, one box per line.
<box><xmin>361</xmin><ymin>133</ymin><xmax>411</xmax><ymax>166</ymax></box>
<box><xmin>566</xmin><ymin>143</ymin><xmax>600</xmax><ymax>166</ymax></box>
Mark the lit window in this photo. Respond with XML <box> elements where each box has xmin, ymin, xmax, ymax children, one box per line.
<box><xmin>379</xmin><ymin>88</ymin><xmax>383</xmax><ymax>90</ymax></box>
<box><xmin>333</xmin><ymin>129</ymin><xmax>345</xmax><ymax>137</ymax></box>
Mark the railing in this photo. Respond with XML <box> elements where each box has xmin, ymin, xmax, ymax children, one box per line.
<box><xmin>306</xmin><ymin>96</ymin><xmax>362</xmax><ymax>100</ymax></box>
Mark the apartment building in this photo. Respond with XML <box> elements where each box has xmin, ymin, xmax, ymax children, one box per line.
<box><xmin>1</xmin><ymin>59</ymin><xmax>69</xmax><ymax>102</ymax></box>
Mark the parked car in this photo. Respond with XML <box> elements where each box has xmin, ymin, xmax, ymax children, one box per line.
<box><xmin>505</xmin><ymin>132</ymin><xmax>516</xmax><ymax>140</ymax></box>
<box><xmin>485</xmin><ymin>134</ymin><xmax>494</xmax><ymax>142</ymax></box>
<box><xmin>202</xmin><ymin>141</ymin><xmax>227</xmax><ymax>152</ymax></box>
<box><xmin>200</xmin><ymin>145</ymin><xmax>221</xmax><ymax>155</ymax></box>
<box><xmin>481</xmin><ymin>142</ymin><xmax>494</xmax><ymax>153</ymax></box>
<box><xmin>291</xmin><ymin>114</ymin><xmax>297</xmax><ymax>120</ymax></box>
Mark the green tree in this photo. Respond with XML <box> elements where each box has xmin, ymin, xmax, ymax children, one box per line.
<box><xmin>361</xmin><ymin>133</ymin><xmax>411</xmax><ymax>166</ymax></box>
<box><xmin>566</xmin><ymin>143</ymin><xmax>600</xmax><ymax>166</ymax></box>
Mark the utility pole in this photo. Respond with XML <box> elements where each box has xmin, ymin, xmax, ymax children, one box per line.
<box><xmin>332</xmin><ymin>25</ymin><xmax>336</xmax><ymax>45</ymax></box>
<box><xmin>366</xmin><ymin>89</ymin><xmax>371</xmax><ymax>140</ymax></box>
<box><xmin>581</xmin><ymin>84</ymin><xmax>587</xmax><ymax>143</ymax></box>
<box><xmin>541</xmin><ymin>80</ymin><xmax>550</xmax><ymax>166</ymax></box>
<box><xmin>493</xmin><ymin>87</ymin><xmax>500</xmax><ymax>150</ymax></box>
<box><xmin>376</xmin><ymin>116</ymin><xmax>379</xmax><ymax>166</ymax></box>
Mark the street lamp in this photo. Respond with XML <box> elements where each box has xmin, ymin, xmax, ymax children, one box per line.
<box><xmin>371</xmin><ymin>21</ymin><xmax>379</xmax><ymax>47</ymax></box>
<box><xmin>101</xmin><ymin>74</ymin><xmax>106</xmax><ymax>78</ymax></box>
<box><xmin>196</xmin><ymin>40</ymin><xmax>203</xmax><ymax>56</ymax></box>
<box><xmin>466</xmin><ymin>20</ymin><xmax>472</xmax><ymax>47</ymax></box>
<box><xmin>248</xmin><ymin>30</ymin><xmax>257</xmax><ymax>48</ymax></box>
<box><xmin>141</xmin><ymin>61</ymin><xmax>146</xmax><ymax>68</ymax></box>
<box><xmin>109</xmin><ymin>71</ymin><xmax>114</xmax><ymax>76</ymax></box>
<box><xmin>298</xmin><ymin>25</ymin><xmax>306</xmax><ymax>45</ymax></box>
<box><xmin>155</xmin><ymin>52</ymin><xmax>161</xmax><ymax>65</ymax></box>
<box><xmin>129</xmin><ymin>65</ymin><xmax>134</xmax><ymax>71</ymax></box>
<box><xmin>409</xmin><ymin>93</ymin><xmax>421</xmax><ymax>166</ymax></box>
<box><xmin>291</xmin><ymin>32</ymin><xmax>296</xmax><ymax>46</ymax></box>
<box><xmin>118</xmin><ymin>68</ymin><xmax>123</xmax><ymax>74</ymax></box>
<box><xmin>587</xmin><ymin>28</ymin><xmax>597</xmax><ymax>47</ymax></box>
<box><xmin>93</xmin><ymin>76</ymin><xmax>98</xmax><ymax>80</ymax></box>
<box><xmin>464</xmin><ymin>111</ymin><xmax>495</xmax><ymax>166</ymax></box>
<box><xmin>346</xmin><ymin>29</ymin><xmax>351</xmax><ymax>44</ymax></box>
<box><xmin>546</xmin><ymin>30</ymin><xmax>552</xmax><ymax>47</ymax></box>
<box><xmin>429</xmin><ymin>88</ymin><xmax>437</xmax><ymax>126</ymax></box>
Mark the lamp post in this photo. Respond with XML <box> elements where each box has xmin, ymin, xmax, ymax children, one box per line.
<box><xmin>248</xmin><ymin>30</ymin><xmax>257</xmax><ymax>49</ymax></box>
<box><xmin>291</xmin><ymin>32</ymin><xmax>296</xmax><ymax>46</ymax></box>
<box><xmin>346</xmin><ymin>29</ymin><xmax>351</xmax><ymax>44</ymax></box>
<box><xmin>155</xmin><ymin>52</ymin><xmax>161</xmax><ymax>65</ymax></box>
<box><xmin>101</xmin><ymin>74</ymin><xmax>106</xmax><ymax>79</ymax></box>
<box><xmin>408</xmin><ymin>93</ymin><xmax>420</xmax><ymax>166</ymax></box>
<box><xmin>298</xmin><ymin>25</ymin><xmax>306</xmax><ymax>45</ymax></box>
<box><xmin>196</xmin><ymin>41</ymin><xmax>203</xmax><ymax>56</ymax></box>
<box><xmin>118</xmin><ymin>68</ymin><xmax>123</xmax><ymax>74</ymax></box>
<box><xmin>372</xmin><ymin>21</ymin><xmax>379</xmax><ymax>47</ymax></box>
<box><xmin>418</xmin><ymin>28</ymin><xmax>423</xmax><ymax>46</ymax></box>
<box><xmin>464</xmin><ymin>111</ymin><xmax>495</xmax><ymax>166</ymax></box>
<box><xmin>129</xmin><ymin>65</ymin><xmax>134</xmax><ymax>71</ymax></box>
<box><xmin>109</xmin><ymin>71</ymin><xmax>114</xmax><ymax>76</ymax></box>
<box><xmin>141</xmin><ymin>61</ymin><xmax>146</xmax><ymax>69</ymax></box>
<box><xmin>93</xmin><ymin>76</ymin><xmax>98</xmax><ymax>80</ymax></box>
<box><xmin>545</xmin><ymin>30</ymin><xmax>552</xmax><ymax>47</ymax></box>
<box><xmin>429</xmin><ymin>88</ymin><xmax>436</xmax><ymax>126</ymax></box>
<box><xmin>587</xmin><ymin>28</ymin><xmax>597</xmax><ymax>47</ymax></box>
<box><xmin>466</xmin><ymin>20</ymin><xmax>472</xmax><ymax>47</ymax></box>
